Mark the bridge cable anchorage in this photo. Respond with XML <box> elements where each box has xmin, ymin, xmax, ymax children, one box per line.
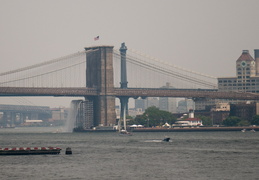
<box><xmin>0</xmin><ymin>49</ymin><xmax>97</xmax><ymax>77</ymax></box>
<box><xmin>113</xmin><ymin>51</ymin><xmax>217</xmax><ymax>89</ymax></box>
<box><xmin>125</xmin><ymin>48</ymin><xmax>217</xmax><ymax>79</ymax></box>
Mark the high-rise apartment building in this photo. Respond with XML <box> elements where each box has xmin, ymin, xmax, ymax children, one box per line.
<box><xmin>218</xmin><ymin>49</ymin><xmax>259</xmax><ymax>93</ymax></box>
<box><xmin>195</xmin><ymin>49</ymin><xmax>259</xmax><ymax>111</ymax></box>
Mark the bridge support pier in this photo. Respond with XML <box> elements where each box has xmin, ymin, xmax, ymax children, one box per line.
<box><xmin>85</xmin><ymin>46</ymin><xmax>116</xmax><ymax>127</ymax></box>
<box><xmin>118</xmin><ymin>42</ymin><xmax>129</xmax><ymax>131</ymax></box>
<box><xmin>119</xmin><ymin>42</ymin><xmax>129</xmax><ymax>116</ymax></box>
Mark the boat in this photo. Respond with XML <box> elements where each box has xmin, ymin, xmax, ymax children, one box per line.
<box><xmin>0</xmin><ymin>147</ymin><xmax>62</xmax><ymax>155</ymax></box>
<box><xmin>162</xmin><ymin>137</ymin><xmax>171</xmax><ymax>142</ymax></box>
<box><xmin>241</xmin><ymin>129</ymin><xmax>246</xmax><ymax>132</ymax></box>
<box><xmin>117</xmin><ymin>103</ymin><xmax>133</xmax><ymax>136</ymax></box>
<box><xmin>250</xmin><ymin>129</ymin><xmax>256</xmax><ymax>132</ymax></box>
<box><xmin>119</xmin><ymin>129</ymin><xmax>133</xmax><ymax>136</ymax></box>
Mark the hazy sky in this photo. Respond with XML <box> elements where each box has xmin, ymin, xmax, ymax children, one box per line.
<box><xmin>1</xmin><ymin>0</ymin><xmax>259</xmax><ymax>108</ymax></box>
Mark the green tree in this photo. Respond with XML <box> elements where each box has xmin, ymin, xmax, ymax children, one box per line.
<box><xmin>237</xmin><ymin>120</ymin><xmax>250</xmax><ymax>126</ymax></box>
<box><xmin>222</xmin><ymin>116</ymin><xmax>241</xmax><ymax>126</ymax></box>
<box><xmin>133</xmin><ymin>106</ymin><xmax>176</xmax><ymax>127</ymax></box>
<box><xmin>251</xmin><ymin>115</ymin><xmax>259</xmax><ymax>125</ymax></box>
<box><xmin>196</xmin><ymin>115</ymin><xmax>212</xmax><ymax>126</ymax></box>
<box><xmin>134</xmin><ymin>114</ymin><xmax>147</xmax><ymax>126</ymax></box>
<box><xmin>126</xmin><ymin>116</ymin><xmax>135</xmax><ymax>125</ymax></box>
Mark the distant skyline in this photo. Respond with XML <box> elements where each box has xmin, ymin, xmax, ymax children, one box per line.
<box><xmin>1</xmin><ymin>0</ymin><xmax>259</xmax><ymax>107</ymax></box>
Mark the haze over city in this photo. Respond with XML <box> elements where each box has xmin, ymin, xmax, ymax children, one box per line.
<box><xmin>1</xmin><ymin>0</ymin><xmax>259</xmax><ymax>108</ymax></box>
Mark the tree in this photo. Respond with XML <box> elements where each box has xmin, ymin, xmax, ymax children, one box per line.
<box><xmin>133</xmin><ymin>106</ymin><xmax>176</xmax><ymax>127</ymax></box>
<box><xmin>251</xmin><ymin>115</ymin><xmax>259</xmax><ymax>125</ymax></box>
<box><xmin>237</xmin><ymin>120</ymin><xmax>250</xmax><ymax>126</ymax></box>
<box><xmin>134</xmin><ymin>114</ymin><xmax>147</xmax><ymax>126</ymax></box>
<box><xmin>222</xmin><ymin>116</ymin><xmax>241</xmax><ymax>126</ymax></box>
<box><xmin>126</xmin><ymin>116</ymin><xmax>135</xmax><ymax>125</ymax></box>
<box><xmin>196</xmin><ymin>115</ymin><xmax>212</xmax><ymax>126</ymax></box>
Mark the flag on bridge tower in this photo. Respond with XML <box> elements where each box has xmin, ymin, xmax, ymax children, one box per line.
<box><xmin>94</xmin><ymin>36</ymin><xmax>99</xmax><ymax>41</ymax></box>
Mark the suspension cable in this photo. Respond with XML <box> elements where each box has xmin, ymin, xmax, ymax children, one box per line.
<box><xmin>127</xmin><ymin>48</ymin><xmax>217</xmax><ymax>79</ymax></box>
<box><xmin>113</xmin><ymin>51</ymin><xmax>217</xmax><ymax>88</ymax></box>
<box><xmin>0</xmin><ymin>49</ymin><xmax>96</xmax><ymax>76</ymax></box>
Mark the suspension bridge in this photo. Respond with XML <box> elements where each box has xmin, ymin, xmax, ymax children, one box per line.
<box><xmin>1</xmin><ymin>43</ymin><xmax>259</xmax><ymax>129</ymax></box>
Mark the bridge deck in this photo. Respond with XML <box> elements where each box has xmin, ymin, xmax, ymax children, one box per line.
<box><xmin>0</xmin><ymin>87</ymin><xmax>259</xmax><ymax>100</ymax></box>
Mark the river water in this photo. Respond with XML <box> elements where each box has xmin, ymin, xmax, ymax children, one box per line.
<box><xmin>0</xmin><ymin>127</ymin><xmax>259</xmax><ymax>180</ymax></box>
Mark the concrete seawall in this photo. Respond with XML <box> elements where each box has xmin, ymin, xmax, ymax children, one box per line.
<box><xmin>131</xmin><ymin>126</ymin><xmax>259</xmax><ymax>132</ymax></box>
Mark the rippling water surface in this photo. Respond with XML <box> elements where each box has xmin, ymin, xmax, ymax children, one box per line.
<box><xmin>1</xmin><ymin>127</ymin><xmax>259</xmax><ymax>180</ymax></box>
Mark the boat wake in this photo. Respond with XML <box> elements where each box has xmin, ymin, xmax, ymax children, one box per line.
<box><xmin>144</xmin><ymin>138</ymin><xmax>172</xmax><ymax>143</ymax></box>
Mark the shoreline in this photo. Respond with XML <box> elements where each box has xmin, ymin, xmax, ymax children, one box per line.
<box><xmin>131</xmin><ymin>126</ymin><xmax>259</xmax><ymax>132</ymax></box>
<box><xmin>73</xmin><ymin>126</ymin><xmax>259</xmax><ymax>132</ymax></box>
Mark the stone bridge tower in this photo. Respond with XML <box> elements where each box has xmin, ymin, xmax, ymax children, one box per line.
<box><xmin>84</xmin><ymin>45</ymin><xmax>116</xmax><ymax>127</ymax></box>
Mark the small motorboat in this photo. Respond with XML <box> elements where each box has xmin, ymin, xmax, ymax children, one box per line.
<box><xmin>250</xmin><ymin>129</ymin><xmax>256</xmax><ymax>132</ymax></box>
<box><xmin>241</xmin><ymin>129</ymin><xmax>246</xmax><ymax>132</ymax></box>
<box><xmin>162</xmin><ymin>137</ymin><xmax>170</xmax><ymax>142</ymax></box>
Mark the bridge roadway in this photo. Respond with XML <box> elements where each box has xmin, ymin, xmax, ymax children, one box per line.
<box><xmin>0</xmin><ymin>87</ymin><xmax>259</xmax><ymax>100</ymax></box>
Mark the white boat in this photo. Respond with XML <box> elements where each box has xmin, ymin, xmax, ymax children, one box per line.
<box><xmin>117</xmin><ymin>103</ymin><xmax>133</xmax><ymax>136</ymax></box>
<box><xmin>250</xmin><ymin>129</ymin><xmax>256</xmax><ymax>132</ymax></box>
<box><xmin>119</xmin><ymin>129</ymin><xmax>133</xmax><ymax>136</ymax></box>
<box><xmin>241</xmin><ymin>129</ymin><xmax>246</xmax><ymax>132</ymax></box>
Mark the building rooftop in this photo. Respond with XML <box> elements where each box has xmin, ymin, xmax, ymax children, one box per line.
<box><xmin>184</xmin><ymin>118</ymin><xmax>201</xmax><ymax>121</ymax></box>
<box><xmin>237</xmin><ymin>50</ymin><xmax>254</xmax><ymax>61</ymax></box>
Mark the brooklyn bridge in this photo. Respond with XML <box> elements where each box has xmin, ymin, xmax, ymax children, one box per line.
<box><xmin>1</xmin><ymin>43</ymin><xmax>259</xmax><ymax>129</ymax></box>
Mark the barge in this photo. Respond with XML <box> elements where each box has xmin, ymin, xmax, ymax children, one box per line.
<box><xmin>0</xmin><ymin>147</ymin><xmax>62</xmax><ymax>155</ymax></box>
